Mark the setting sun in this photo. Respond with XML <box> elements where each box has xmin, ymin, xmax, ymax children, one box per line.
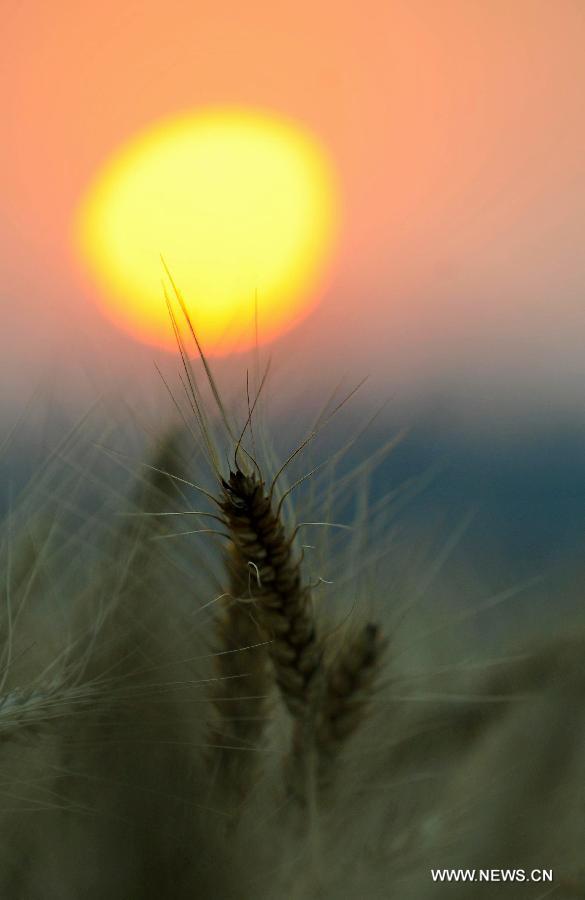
<box><xmin>74</xmin><ymin>108</ymin><xmax>339</xmax><ymax>353</ymax></box>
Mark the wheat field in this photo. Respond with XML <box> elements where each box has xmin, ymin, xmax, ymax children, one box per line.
<box><xmin>1</xmin><ymin>326</ymin><xmax>584</xmax><ymax>899</ymax></box>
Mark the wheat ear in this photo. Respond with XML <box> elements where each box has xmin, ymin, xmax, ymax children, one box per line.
<box><xmin>316</xmin><ymin>623</ymin><xmax>386</xmax><ymax>777</ymax></box>
<box><xmin>220</xmin><ymin>467</ymin><xmax>321</xmax><ymax>719</ymax></box>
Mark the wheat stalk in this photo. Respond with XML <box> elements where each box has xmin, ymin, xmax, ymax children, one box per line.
<box><xmin>208</xmin><ymin>569</ymin><xmax>270</xmax><ymax>804</ymax></box>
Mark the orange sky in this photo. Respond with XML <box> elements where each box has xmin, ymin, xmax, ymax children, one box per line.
<box><xmin>2</xmin><ymin>0</ymin><xmax>585</xmax><ymax>418</ymax></box>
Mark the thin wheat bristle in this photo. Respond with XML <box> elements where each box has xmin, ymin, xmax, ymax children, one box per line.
<box><xmin>0</xmin><ymin>681</ymin><xmax>94</xmax><ymax>738</ymax></box>
<box><xmin>219</xmin><ymin>467</ymin><xmax>321</xmax><ymax>719</ymax></box>
<box><xmin>0</xmin><ymin>687</ymin><xmax>57</xmax><ymax>737</ymax></box>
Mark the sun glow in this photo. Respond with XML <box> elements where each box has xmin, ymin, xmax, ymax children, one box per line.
<box><xmin>75</xmin><ymin>109</ymin><xmax>339</xmax><ymax>353</ymax></box>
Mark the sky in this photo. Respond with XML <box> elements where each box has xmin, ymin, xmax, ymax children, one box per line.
<box><xmin>2</xmin><ymin>0</ymin><xmax>585</xmax><ymax>425</ymax></box>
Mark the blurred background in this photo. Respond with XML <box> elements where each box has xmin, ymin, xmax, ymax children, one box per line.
<box><xmin>2</xmin><ymin>0</ymin><xmax>585</xmax><ymax>617</ymax></box>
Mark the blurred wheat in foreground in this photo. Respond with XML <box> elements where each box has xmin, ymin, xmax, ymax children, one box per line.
<box><xmin>1</xmin><ymin>325</ymin><xmax>585</xmax><ymax>898</ymax></box>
